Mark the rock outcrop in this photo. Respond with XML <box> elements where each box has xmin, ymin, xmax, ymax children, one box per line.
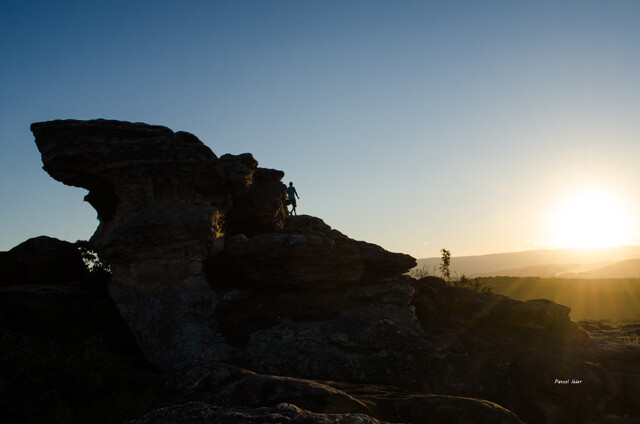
<box><xmin>0</xmin><ymin>236</ymin><xmax>159</xmax><ymax>424</ymax></box>
<box><xmin>32</xmin><ymin>119</ymin><xmax>235</xmax><ymax>369</ymax></box>
<box><xmin>1</xmin><ymin>236</ymin><xmax>87</xmax><ymax>285</ymax></box>
<box><xmin>30</xmin><ymin>119</ymin><xmax>640</xmax><ymax>423</ymax></box>
<box><xmin>31</xmin><ymin>119</ymin><xmax>416</xmax><ymax>372</ymax></box>
<box><xmin>209</xmin><ymin>215</ymin><xmax>415</xmax><ymax>291</ymax></box>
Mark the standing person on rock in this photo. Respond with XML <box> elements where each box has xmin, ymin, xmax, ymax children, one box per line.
<box><xmin>286</xmin><ymin>182</ymin><xmax>300</xmax><ymax>216</ymax></box>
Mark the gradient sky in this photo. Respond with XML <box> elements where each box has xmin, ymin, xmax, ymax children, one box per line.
<box><xmin>2</xmin><ymin>0</ymin><xmax>640</xmax><ymax>258</ymax></box>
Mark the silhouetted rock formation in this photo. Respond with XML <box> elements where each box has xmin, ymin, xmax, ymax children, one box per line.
<box><xmin>1</xmin><ymin>236</ymin><xmax>86</xmax><ymax>285</ymax></box>
<box><xmin>29</xmin><ymin>119</ymin><xmax>640</xmax><ymax>423</ymax></box>
<box><xmin>0</xmin><ymin>236</ymin><xmax>139</xmax><ymax>352</ymax></box>
<box><xmin>32</xmin><ymin>119</ymin><xmax>237</xmax><ymax>369</ymax></box>
<box><xmin>210</xmin><ymin>215</ymin><xmax>415</xmax><ymax>290</ymax></box>
<box><xmin>31</xmin><ymin>119</ymin><xmax>415</xmax><ymax>372</ymax></box>
<box><xmin>0</xmin><ymin>236</ymin><xmax>157</xmax><ymax>423</ymax></box>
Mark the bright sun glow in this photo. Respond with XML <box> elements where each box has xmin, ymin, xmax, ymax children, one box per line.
<box><xmin>552</xmin><ymin>187</ymin><xmax>631</xmax><ymax>249</ymax></box>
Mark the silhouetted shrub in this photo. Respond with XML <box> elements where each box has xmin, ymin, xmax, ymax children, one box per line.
<box><xmin>75</xmin><ymin>240</ymin><xmax>112</xmax><ymax>274</ymax></box>
<box><xmin>410</xmin><ymin>264</ymin><xmax>438</xmax><ymax>279</ymax></box>
<box><xmin>452</xmin><ymin>273</ymin><xmax>493</xmax><ymax>292</ymax></box>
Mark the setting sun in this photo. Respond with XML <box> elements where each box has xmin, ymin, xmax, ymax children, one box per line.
<box><xmin>551</xmin><ymin>187</ymin><xmax>632</xmax><ymax>249</ymax></box>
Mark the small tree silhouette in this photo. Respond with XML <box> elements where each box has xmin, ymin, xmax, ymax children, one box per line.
<box><xmin>440</xmin><ymin>248</ymin><xmax>451</xmax><ymax>281</ymax></box>
<box><xmin>410</xmin><ymin>248</ymin><xmax>492</xmax><ymax>292</ymax></box>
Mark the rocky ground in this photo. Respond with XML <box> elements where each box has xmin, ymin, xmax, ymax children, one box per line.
<box><xmin>578</xmin><ymin>320</ymin><xmax>640</xmax><ymax>348</ymax></box>
<box><xmin>2</xmin><ymin>119</ymin><xmax>638</xmax><ymax>423</ymax></box>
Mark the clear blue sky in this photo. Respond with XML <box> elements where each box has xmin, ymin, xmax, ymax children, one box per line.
<box><xmin>2</xmin><ymin>0</ymin><xmax>640</xmax><ymax>258</ymax></box>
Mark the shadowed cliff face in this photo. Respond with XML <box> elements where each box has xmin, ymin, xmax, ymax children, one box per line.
<box><xmin>30</xmin><ymin>119</ymin><xmax>640</xmax><ymax>424</ymax></box>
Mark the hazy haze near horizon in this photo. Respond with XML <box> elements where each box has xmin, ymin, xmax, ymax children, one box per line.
<box><xmin>416</xmin><ymin>245</ymin><xmax>640</xmax><ymax>277</ymax></box>
<box><xmin>2</xmin><ymin>0</ymin><xmax>640</xmax><ymax>257</ymax></box>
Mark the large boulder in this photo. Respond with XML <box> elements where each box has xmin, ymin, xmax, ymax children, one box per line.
<box><xmin>1</xmin><ymin>236</ymin><xmax>86</xmax><ymax>286</ymax></box>
<box><xmin>0</xmin><ymin>245</ymin><xmax>143</xmax><ymax>359</ymax></box>
<box><xmin>209</xmin><ymin>216</ymin><xmax>416</xmax><ymax>291</ymax></box>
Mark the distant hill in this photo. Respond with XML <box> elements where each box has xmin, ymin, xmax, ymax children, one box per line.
<box><xmin>558</xmin><ymin>258</ymin><xmax>640</xmax><ymax>278</ymax></box>
<box><xmin>416</xmin><ymin>246</ymin><xmax>640</xmax><ymax>277</ymax></box>
<box><xmin>474</xmin><ymin>263</ymin><xmax>608</xmax><ymax>278</ymax></box>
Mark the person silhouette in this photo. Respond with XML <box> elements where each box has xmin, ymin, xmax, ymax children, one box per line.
<box><xmin>286</xmin><ymin>182</ymin><xmax>300</xmax><ymax>215</ymax></box>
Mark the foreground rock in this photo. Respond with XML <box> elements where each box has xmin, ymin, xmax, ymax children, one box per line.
<box><xmin>125</xmin><ymin>402</ymin><xmax>385</xmax><ymax>424</ymax></box>
<box><xmin>128</xmin><ymin>362</ymin><xmax>523</xmax><ymax>424</ymax></box>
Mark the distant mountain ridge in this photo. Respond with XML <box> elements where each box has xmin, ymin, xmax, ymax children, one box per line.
<box><xmin>559</xmin><ymin>258</ymin><xmax>640</xmax><ymax>278</ymax></box>
<box><xmin>416</xmin><ymin>245</ymin><xmax>640</xmax><ymax>278</ymax></box>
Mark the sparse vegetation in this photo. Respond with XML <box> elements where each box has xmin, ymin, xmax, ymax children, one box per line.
<box><xmin>410</xmin><ymin>249</ymin><xmax>492</xmax><ymax>292</ymax></box>
<box><xmin>451</xmin><ymin>273</ymin><xmax>493</xmax><ymax>292</ymax></box>
<box><xmin>621</xmin><ymin>335</ymin><xmax>640</xmax><ymax>345</ymax></box>
<box><xmin>439</xmin><ymin>248</ymin><xmax>451</xmax><ymax>282</ymax></box>
<box><xmin>75</xmin><ymin>240</ymin><xmax>111</xmax><ymax>274</ymax></box>
<box><xmin>410</xmin><ymin>264</ymin><xmax>438</xmax><ymax>279</ymax></box>
<box><xmin>578</xmin><ymin>319</ymin><xmax>640</xmax><ymax>347</ymax></box>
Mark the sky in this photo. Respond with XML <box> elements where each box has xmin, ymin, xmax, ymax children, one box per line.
<box><xmin>2</xmin><ymin>0</ymin><xmax>640</xmax><ymax>258</ymax></box>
